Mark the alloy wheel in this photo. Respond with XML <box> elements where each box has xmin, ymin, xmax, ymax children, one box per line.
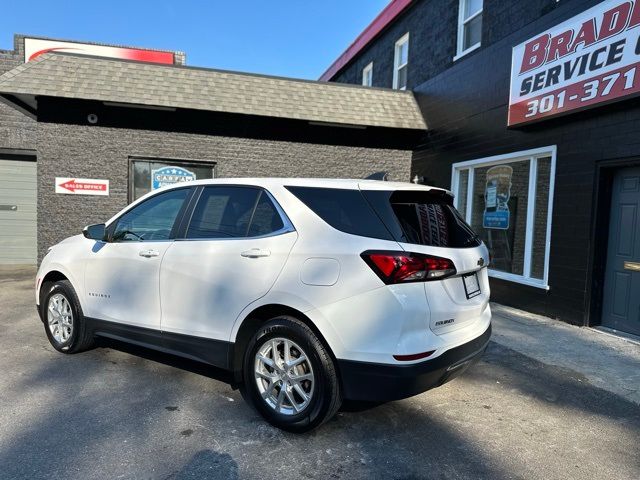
<box><xmin>254</xmin><ymin>337</ymin><xmax>315</xmax><ymax>415</ymax></box>
<box><xmin>47</xmin><ymin>293</ymin><xmax>73</xmax><ymax>343</ymax></box>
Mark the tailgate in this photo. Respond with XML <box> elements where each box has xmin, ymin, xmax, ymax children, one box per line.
<box><xmin>399</xmin><ymin>242</ymin><xmax>491</xmax><ymax>335</ymax></box>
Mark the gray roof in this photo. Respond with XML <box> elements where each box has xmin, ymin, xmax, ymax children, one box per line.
<box><xmin>0</xmin><ymin>53</ymin><xmax>427</xmax><ymax>130</ymax></box>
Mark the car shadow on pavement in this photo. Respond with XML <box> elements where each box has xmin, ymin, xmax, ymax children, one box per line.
<box><xmin>168</xmin><ymin>449</ymin><xmax>238</xmax><ymax>480</ymax></box>
<box><xmin>463</xmin><ymin>342</ymin><xmax>640</xmax><ymax>424</ymax></box>
<box><xmin>3</xmin><ymin>333</ymin><xmax>640</xmax><ymax>479</ymax></box>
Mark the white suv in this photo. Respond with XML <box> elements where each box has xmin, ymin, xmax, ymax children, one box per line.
<box><xmin>36</xmin><ymin>178</ymin><xmax>491</xmax><ymax>432</ymax></box>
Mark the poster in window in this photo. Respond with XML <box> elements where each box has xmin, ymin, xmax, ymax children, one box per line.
<box><xmin>151</xmin><ymin>166</ymin><xmax>196</xmax><ymax>190</ymax></box>
<box><xmin>483</xmin><ymin>165</ymin><xmax>512</xmax><ymax>230</ymax></box>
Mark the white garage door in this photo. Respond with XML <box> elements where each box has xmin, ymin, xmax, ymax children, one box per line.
<box><xmin>0</xmin><ymin>158</ymin><xmax>37</xmax><ymax>264</ymax></box>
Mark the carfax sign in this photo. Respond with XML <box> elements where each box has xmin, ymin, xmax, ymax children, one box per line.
<box><xmin>509</xmin><ymin>0</ymin><xmax>640</xmax><ymax>126</ymax></box>
<box><xmin>151</xmin><ymin>166</ymin><xmax>196</xmax><ymax>190</ymax></box>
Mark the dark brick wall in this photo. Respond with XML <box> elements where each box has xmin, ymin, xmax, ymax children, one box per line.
<box><xmin>36</xmin><ymin>122</ymin><xmax>411</xmax><ymax>261</ymax></box>
<box><xmin>0</xmin><ymin>36</ymin><xmax>36</xmax><ymax>151</ymax></box>
<box><xmin>328</xmin><ymin>0</ymin><xmax>635</xmax><ymax>325</ymax></box>
<box><xmin>331</xmin><ymin>0</ymin><xmax>575</xmax><ymax>90</ymax></box>
<box><xmin>410</xmin><ymin>0</ymin><xmax>628</xmax><ymax>324</ymax></box>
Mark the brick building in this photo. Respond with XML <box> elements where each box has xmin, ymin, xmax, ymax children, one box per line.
<box><xmin>3</xmin><ymin>0</ymin><xmax>640</xmax><ymax>338</ymax></box>
<box><xmin>0</xmin><ymin>35</ymin><xmax>424</xmax><ymax>264</ymax></box>
<box><xmin>322</xmin><ymin>0</ymin><xmax>640</xmax><ymax>336</ymax></box>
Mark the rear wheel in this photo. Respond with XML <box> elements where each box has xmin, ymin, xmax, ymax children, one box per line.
<box><xmin>42</xmin><ymin>280</ymin><xmax>94</xmax><ymax>353</ymax></box>
<box><xmin>241</xmin><ymin>316</ymin><xmax>341</xmax><ymax>432</ymax></box>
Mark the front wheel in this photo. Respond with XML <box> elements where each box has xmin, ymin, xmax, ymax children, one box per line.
<box><xmin>241</xmin><ymin>316</ymin><xmax>341</xmax><ymax>433</ymax></box>
<box><xmin>42</xmin><ymin>280</ymin><xmax>94</xmax><ymax>353</ymax></box>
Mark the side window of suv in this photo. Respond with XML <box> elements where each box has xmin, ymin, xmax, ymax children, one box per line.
<box><xmin>248</xmin><ymin>191</ymin><xmax>285</xmax><ymax>237</ymax></box>
<box><xmin>187</xmin><ymin>187</ymin><xmax>286</xmax><ymax>239</ymax></box>
<box><xmin>187</xmin><ymin>186</ymin><xmax>258</xmax><ymax>239</ymax></box>
<box><xmin>112</xmin><ymin>188</ymin><xmax>190</xmax><ymax>242</ymax></box>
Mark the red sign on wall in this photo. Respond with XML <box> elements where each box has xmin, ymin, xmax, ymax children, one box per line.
<box><xmin>55</xmin><ymin>177</ymin><xmax>109</xmax><ymax>196</ymax></box>
<box><xmin>509</xmin><ymin>0</ymin><xmax>640</xmax><ymax>126</ymax></box>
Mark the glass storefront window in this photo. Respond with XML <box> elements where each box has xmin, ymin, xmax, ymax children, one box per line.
<box><xmin>471</xmin><ymin>160</ymin><xmax>529</xmax><ymax>276</ymax></box>
<box><xmin>455</xmin><ymin>169</ymin><xmax>469</xmax><ymax>219</ymax></box>
<box><xmin>130</xmin><ymin>158</ymin><xmax>215</xmax><ymax>201</ymax></box>
<box><xmin>531</xmin><ymin>157</ymin><xmax>551</xmax><ymax>280</ymax></box>
<box><xmin>451</xmin><ymin>148</ymin><xmax>556</xmax><ymax>288</ymax></box>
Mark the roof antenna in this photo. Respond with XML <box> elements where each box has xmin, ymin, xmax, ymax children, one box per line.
<box><xmin>365</xmin><ymin>171</ymin><xmax>389</xmax><ymax>181</ymax></box>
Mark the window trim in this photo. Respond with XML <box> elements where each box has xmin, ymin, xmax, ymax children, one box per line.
<box><xmin>451</xmin><ymin>146</ymin><xmax>557</xmax><ymax>290</ymax></box>
<box><xmin>180</xmin><ymin>185</ymin><xmax>295</xmax><ymax>241</ymax></box>
<box><xmin>392</xmin><ymin>33</ymin><xmax>409</xmax><ymax>90</ymax></box>
<box><xmin>455</xmin><ymin>0</ymin><xmax>483</xmax><ymax>60</ymax></box>
<box><xmin>362</xmin><ymin>61</ymin><xmax>374</xmax><ymax>87</ymax></box>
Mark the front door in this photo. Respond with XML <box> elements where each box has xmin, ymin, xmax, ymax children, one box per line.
<box><xmin>160</xmin><ymin>186</ymin><xmax>297</xmax><ymax>340</ymax></box>
<box><xmin>84</xmin><ymin>187</ymin><xmax>191</xmax><ymax>329</ymax></box>
<box><xmin>602</xmin><ymin>167</ymin><xmax>640</xmax><ymax>336</ymax></box>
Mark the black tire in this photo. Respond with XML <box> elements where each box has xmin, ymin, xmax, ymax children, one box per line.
<box><xmin>41</xmin><ymin>280</ymin><xmax>94</xmax><ymax>354</ymax></box>
<box><xmin>241</xmin><ymin>315</ymin><xmax>341</xmax><ymax>433</ymax></box>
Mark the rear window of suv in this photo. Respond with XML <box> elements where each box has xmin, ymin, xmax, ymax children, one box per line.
<box><xmin>363</xmin><ymin>190</ymin><xmax>481</xmax><ymax>248</ymax></box>
<box><xmin>287</xmin><ymin>186</ymin><xmax>480</xmax><ymax>248</ymax></box>
<box><xmin>285</xmin><ymin>186</ymin><xmax>393</xmax><ymax>240</ymax></box>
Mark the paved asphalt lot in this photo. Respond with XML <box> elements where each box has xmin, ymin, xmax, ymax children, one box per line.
<box><xmin>1</xmin><ymin>267</ymin><xmax>639</xmax><ymax>480</ymax></box>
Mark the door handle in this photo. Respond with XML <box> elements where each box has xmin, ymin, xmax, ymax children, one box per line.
<box><xmin>241</xmin><ymin>248</ymin><xmax>271</xmax><ymax>258</ymax></box>
<box><xmin>624</xmin><ymin>261</ymin><xmax>640</xmax><ymax>271</ymax></box>
<box><xmin>139</xmin><ymin>249</ymin><xmax>160</xmax><ymax>258</ymax></box>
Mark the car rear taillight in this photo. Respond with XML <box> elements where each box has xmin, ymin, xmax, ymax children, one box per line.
<box><xmin>361</xmin><ymin>251</ymin><xmax>456</xmax><ymax>284</ymax></box>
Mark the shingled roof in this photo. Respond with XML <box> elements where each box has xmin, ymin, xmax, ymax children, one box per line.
<box><xmin>0</xmin><ymin>53</ymin><xmax>427</xmax><ymax>130</ymax></box>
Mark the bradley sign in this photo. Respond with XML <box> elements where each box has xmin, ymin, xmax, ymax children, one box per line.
<box><xmin>509</xmin><ymin>0</ymin><xmax>640</xmax><ymax>126</ymax></box>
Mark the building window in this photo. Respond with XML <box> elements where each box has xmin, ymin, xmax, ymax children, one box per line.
<box><xmin>362</xmin><ymin>62</ymin><xmax>373</xmax><ymax>87</ymax></box>
<box><xmin>456</xmin><ymin>0</ymin><xmax>483</xmax><ymax>60</ymax></box>
<box><xmin>393</xmin><ymin>33</ymin><xmax>409</xmax><ymax>90</ymax></box>
<box><xmin>451</xmin><ymin>146</ymin><xmax>556</xmax><ymax>289</ymax></box>
<box><xmin>129</xmin><ymin>158</ymin><xmax>215</xmax><ymax>201</ymax></box>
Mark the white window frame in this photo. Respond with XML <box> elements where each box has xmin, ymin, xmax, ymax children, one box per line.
<box><xmin>454</xmin><ymin>0</ymin><xmax>483</xmax><ymax>61</ymax></box>
<box><xmin>392</xmin><ymin>33</ymin><xmax>409</xmax><ymax>90</ymax></box>
<box><xmin>450</xmin><ymin>146</ymin><xmax>557</xmax><ymax>290</ymax></box>
<box><xmin>362</xmin><ymin>62</ymin><xmax>373</xmax><ymax>87</ymax></box>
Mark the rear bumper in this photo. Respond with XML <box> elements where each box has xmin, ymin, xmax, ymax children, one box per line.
<box><xmin>337</xmin><ymin>324</ymin><xmax>491</xmax><ymax>402</ymax></box>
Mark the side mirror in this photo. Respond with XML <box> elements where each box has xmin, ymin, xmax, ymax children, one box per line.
<box><xmin>82</xmin><ymin>223</ymin><xmax>107</xmax><ymax>241</ymax></box>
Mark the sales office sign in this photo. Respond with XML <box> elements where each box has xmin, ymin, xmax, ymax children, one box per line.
<box><xmin>509</xmin><ymin>0</ymin><xmax>640</xmax><ymax>126</ymax></box>
<box><xmin>55</xmin><ymin>177</ymin><xmax>109</xmax><ymax>196</ymax></box>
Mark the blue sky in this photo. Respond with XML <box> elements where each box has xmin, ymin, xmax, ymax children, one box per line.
<box><xmin>0</xmin><ymin>0</ymin><xmax>389</xmax><ymax>79</ymax></box>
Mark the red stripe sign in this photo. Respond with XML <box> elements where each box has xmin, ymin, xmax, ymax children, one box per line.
<box><xmin>509</xmin><ymin>0</ymin><xmax>640</xmax><ymax>126</ymax></box>
<box><xmin>24</xmin><ymin>38</ymin><xmax>176</xmax><ymax>65</ymax></box>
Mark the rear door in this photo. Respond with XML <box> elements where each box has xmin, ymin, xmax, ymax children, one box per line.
<box><xmin>159</xmin><ymin>186</ymin><xmax>297</xmax><ymax>340</ymax></box>
<box><xmin>361</xmin><ymin>188</ymin><xmax>490</xmax><ymax>335</ymax></box>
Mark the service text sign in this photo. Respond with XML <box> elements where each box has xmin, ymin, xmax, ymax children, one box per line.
<box><xmin>509</xmin><ymin>0</ymin><xmax>640</xmax><ymax>126</ymax></box>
